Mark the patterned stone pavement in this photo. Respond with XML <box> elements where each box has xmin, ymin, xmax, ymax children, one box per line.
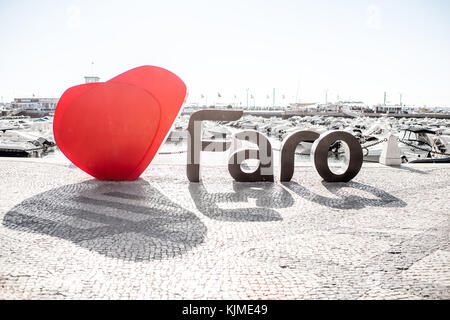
<box><xmin>0</xmin><ymin>158</ymin><xmax>449</xmax><ymax>299</ymax></box>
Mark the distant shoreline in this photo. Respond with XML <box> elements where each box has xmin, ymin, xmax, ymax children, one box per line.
<box><xmin>182</xmin><ymin>109</ymin><xmax>450</xmax><ymax>120</ymax></box>
<box><xmin>2</xmin><ymin>109</ymin><xmax>449</xmax><ymax>120</ymax></box>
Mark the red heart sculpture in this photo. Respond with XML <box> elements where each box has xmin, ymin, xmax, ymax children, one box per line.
<box><xmin>53</xmin><ymin>66</ymin><xmax>187</xmax><ymax>181</ymax></box>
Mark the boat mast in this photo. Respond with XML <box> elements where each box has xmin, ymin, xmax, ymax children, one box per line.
<box><xmin>273</xmin><ymin>88</ymin><xmax>275</xmax><ymax>108</ymax></box>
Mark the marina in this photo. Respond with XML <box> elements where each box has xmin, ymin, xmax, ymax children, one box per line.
<box><xmin>2</xmin><ymin>108</ymin><xmax>450</xmax><ymax>165</ymax></box>
<box><xmin>168</xmin><ymin>110</ymin><xmax>450</xmax><ymax>165</ymax></box>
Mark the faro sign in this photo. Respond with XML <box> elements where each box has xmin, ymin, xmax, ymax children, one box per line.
<box><xmin>187</xmin><ymin>110</ymin><xmax>363</xmax><ymax>183</ymax></box>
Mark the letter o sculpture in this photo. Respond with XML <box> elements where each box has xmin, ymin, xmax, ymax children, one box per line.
<box><xmin>311</xmin><ymin>131</ymin><xmax>363</xmax><ymax>182</ymax></box>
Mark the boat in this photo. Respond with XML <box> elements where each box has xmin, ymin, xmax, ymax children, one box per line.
<box><xmin>0</xmin><ymin>137</ymin><xmax>56</xmax><ymax>157</ymax></box>
<box><xmin>398</xmin><ymin>126</ymin><xmax>450</xmax><ymax>162</ymax></box>
<box><xmin>0</xmin><ymin>116</ymin><xmax>56</xmax><ymax>157</ymax></box>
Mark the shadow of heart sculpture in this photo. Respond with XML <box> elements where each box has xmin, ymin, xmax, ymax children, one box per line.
<box><xmin>2</xmin><ymin>179</ymin><xmax>206</xmax><ymax>262</ymax></box>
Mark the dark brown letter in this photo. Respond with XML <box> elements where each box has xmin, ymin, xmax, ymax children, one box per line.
<box><xmin>228</xmin><ymin>130</ymin><xmax>274</xmax><ymax>182</ymax></box>
<box><xmin>187</xmin><ymin>109</ymin><xmax>243</xmax><ymax>182</ymax></box>
<box><xmin>280</xmin><ymin>130</ymin><xmax>320</xmax><ymax>182</ymax></box>
<box><xmin>311</xmin><ymin>131</ymin><xmax>363</xmax><ymax>182</ymax></box>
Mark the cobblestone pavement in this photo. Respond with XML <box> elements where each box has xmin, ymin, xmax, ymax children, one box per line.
<box><xmin>0</xmin><ymin>159</ymin><xmax>449</xmax><ymax>299</ymax></box>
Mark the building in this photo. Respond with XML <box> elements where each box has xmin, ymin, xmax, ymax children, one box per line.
<box><xmin>84</xmin><ymin>76</ymin><xmax>100</xmax><ymax>83</ymax></box>
<box><xmin>290</xmin><ymin>103</ymin><xmax>316</xmax><ymax>108</ymax></box>
<box><xmin>290</xmin><ymin>102</ymin><xmax>317</xmax><ymax>112</ymax></box>
<box><xmin>11</xmin><ymin>98</ymin><xmax>59</xmax><ymax>111</ymax></box>
<box><xmin>375</xmin><ymin>104</ymin><xmax>404</xmax><ymax>114</ymax></box>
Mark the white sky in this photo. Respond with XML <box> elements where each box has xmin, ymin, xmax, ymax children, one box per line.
<box><xmin>0</xmin><ymin>0</ymin><xmax>449</xmax><ymax>107</ymax></box>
